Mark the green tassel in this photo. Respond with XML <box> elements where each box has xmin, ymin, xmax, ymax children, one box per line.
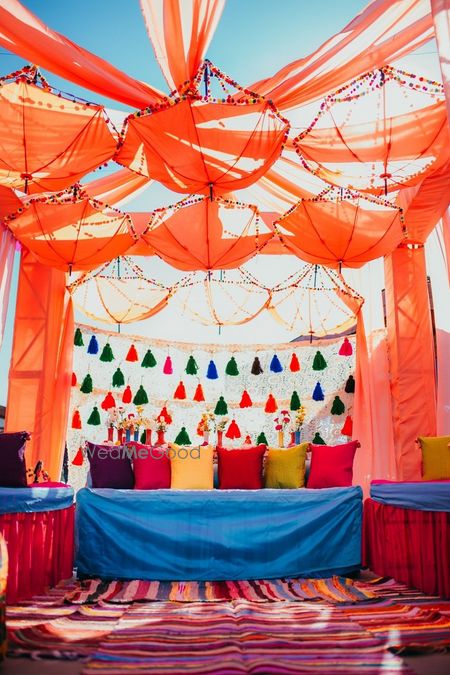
<box><xmin>225</xmin><ymin>356</ymin><xmax>239</xmax><ymax>376</ymax></box>
<box><xmin>74</xmin><ymin>327</ymin><xmax>84</xmax><ymax>347</ymax></box>
<box><xmin>80</xmin><ymin>373</ymin><xmax>93</xmax><ymax>394</ymax></box>
<box><xmin>312</xmin><ymin>432</ymin><xmax>326</xmax><ymax>445</ymax></box>
<box><xmin>257</xmin><ymin>431</ymin><xmax>268</xmax><ymax>445</ymax></box>
<box><xmin>87</xmin><ymin>406</ymin><xmax>101</xmax><ymax>426</ymax></box>
<box><xmin>112</xmin><ymin>367</ymin><xmax>125</xmax><ymax>388</ymax></box>
<box><xmin>100</xmin><ymin>342</ymin><xmax>114</xmax><ymax>362</ymax></box>
<box><xmin>174</xmin><ymin>426</ymin><xmax>191</xmax><ymax>445</ymax></box>
<box><xmin>312</xmin><ymin>350</ymin><xmax>327</xmax><ymax>370</ymax></box>
<box><xmin>141</xmin><ymin>349</ymin><xmax>157</xmax><ymax>368</ymax></box>
<box><xmin>290</xmin><ymin>390</ymin><xmax>301</xmax><ymax>411</ymax></box>
<box><xmin>185</xmin><ymin>355</ymin><xmax>199</xmax><ymax>375</ymax></box>
<box><xmin>214</xmin><ymin>396</ymin><xmax>228</xmax><ymax>415</ymax></box>
<box><xmin>133</xmin><ymin>384</ymin><xmax>149</xmax><ymax>405</ymax></box>
<box><xmin>331</xmin><ymin>395</ymin><xmax>345</xmax><ymax>415</ymax></box>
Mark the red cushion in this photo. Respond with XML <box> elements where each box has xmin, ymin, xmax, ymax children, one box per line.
<box><xmin>307</xmin><ymin>440</ymin><xmax>360</xmax><ymax>488</ymax></box>
<box><xmin>217</xmin><ymin>445</ymin><xmax>266</xmax><ymax>489</ymax></box>
<box><xmin>129</xmin><ymin>443</ymin><xmax>171</xmax><ymax>490</ymax></box>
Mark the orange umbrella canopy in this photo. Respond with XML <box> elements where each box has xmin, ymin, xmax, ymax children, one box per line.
<box><xmin>293</xmin><ymin>67</ymin><xmax>448</xmax><ymax>195</ymax></box>
<box><xmin>4</xmin><ymin>190</ymin><xmax>137</xmax><ymax>272</ymax></box>
<box><xmin>69</xmin><ymin>257</ymin><xmax>172</xmax><ymax>325</ymax></box>
<box><xmin>0</xmin><ymin>67</ymin><xmax>116</xmax><ymax>194</ymax></box>
<box><xmin>115</xmin><ymin>61</ymin><xmax>289</xmax><ymax>197</ymax></box>
<box><xmin>275</xmin><ymin>190</ymin><xmax>405</xmax><ymax>269</ymax></box>
<box><xmin>138</xmin><ymin>195</ymin><xmax>274</xmax><ymax>271</ymax></box>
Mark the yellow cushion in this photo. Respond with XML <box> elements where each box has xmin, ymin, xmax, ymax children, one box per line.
<box><xmin>264</xmin><ymin>442</ymin><xmax>309</xmax><ymax>489</ymax></box>
<box><xmin>417</xmin><ymin>436</ymin><xmax>450</xmax><ymax>480</ymax></box>
<box><xmin>170</xmin><ymin>444</ymin><xmax>214</xmax><ymax>489</ymax></box>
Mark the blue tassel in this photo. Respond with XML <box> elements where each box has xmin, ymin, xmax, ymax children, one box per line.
<box><xmin>206</xmin><ymin>359</ymin><xmax>219</xmax><ymax>380</ymax></box>
<box><xmin>312</xmin><ymin>382</ymin><xmax>324</xmax><ymax>401</ymax></box>
<box><xmin>269</xmin><ymin>354</ymin><xmax>283</xmax><ymax>373</ymax></box>
<box><xmin>87</xmin><ymin>335</ymin><xmax>99</xmax><ymax>355</ymax></box>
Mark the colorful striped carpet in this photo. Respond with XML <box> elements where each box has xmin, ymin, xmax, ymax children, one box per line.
<box><xmin>5</xmin><ymin>576</ymin><xmax>450</xmax><ymax>673</ymax></box>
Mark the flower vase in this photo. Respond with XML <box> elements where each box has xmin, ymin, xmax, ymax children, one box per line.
<box><xmin>217</xmin><ymin>430</ymin><xmax>223</xmax><ymax>446</ymax></box>
<box><xmin>145</xmin><ymin>428</ymin><xmax>152</xmax><ymax>446</ymax></box>
<box><xmin>277</xmin><ymin>430</ymin><xmax>284</xmax><ymax>448</ymax></box>
<box><xmin>295</xmin><ymin>429</ymin><xmax>301</xmax><ymax>444</ymax></box>
<box><xmin>156</xmin><ymin>430</ymin><xmax>165</xmax><ymax>446</ymax></box>
<box><xmin>118</xmin><ymin>428</ymin><xmax>124</xmax><ymax>444</ymax></box>
<box><xmin>133</xmin><ymin>429</ymin><xmax>139</xmax><ymax>442</ymax></box>
<box><xmin>203</xmin><ymin>430</ymin><xmax>210</xmax><ymax>445</ymax></box>
<box><xmin>107</xmin><ymin>426</ymin><xmax>114</xmax><ymax>443</ymax></box>
<box><xmin>289</xmin><ymin>431</ymin><xmax>295</xmax><ymax>446</ymax></box>
<box><xmin>125</xmin><ymin>428</ymin><xmax>131</xmax><ymax>443</ymax></box>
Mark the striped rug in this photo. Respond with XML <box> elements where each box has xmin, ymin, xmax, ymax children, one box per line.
<box><xmin>64</xmin><ymin>576</ymin><xmax>375</xmax><ymax>605</ymax></box>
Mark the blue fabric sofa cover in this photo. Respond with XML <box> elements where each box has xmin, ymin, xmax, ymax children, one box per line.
<box><xmin>76</xmin><ymin>486</ymin><xmax>362</xmax><ymax>580</ymax></box>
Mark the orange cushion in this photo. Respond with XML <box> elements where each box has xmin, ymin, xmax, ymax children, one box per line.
<box><xmin>417</xmin><ymin>436</ymin><xmax>450</xmax><ymax>480</ymax></box>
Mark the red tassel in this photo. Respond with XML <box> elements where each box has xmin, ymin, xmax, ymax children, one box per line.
<box><xmin>126</xmin><ymin>344</ymin><xmax>139</xmax><ymax>362</ymax></box>
<box><xmin>264</xmin><ymin>393</ymin><xmax>277</xmax><ymax>413</ymax></box>
<box><xmin>71</xmin><ymin>372</ymin><xmax>77</xmax><ymax>386</ymax></box>
<box><xmin>289</xmin><ymin>353</ymin><xmax>300</xmax><ymax>372</ymax></box>
<box><xmin>225</xmin><ymin>419</ymin><xmax>241</xmax><ymax>439</ymax></box>
<box><xmin>122</xmin><ymin>385</ymin><xmax>132</xmax><ymax>404</ymax></box>
<box><xmin>159</xmin><ymin>405</ymin><xmax>172</xmax><ymax>424</ymax></box>
<box><xmin>101</xmin><ymin>391</ymin><xmax>116</xmax><ymax>410</ymax></box>
<box><xmin>173</xmin><ymin>381</ymin><xmax>186</xmax><ymax>400</ymax></box>
<box><xmin>339</xmin><ymin>337</ymin><xmax>353</xmax><ymax>356</ymax></box>
<box><xmin>193</xmin><ymin>383</ymin><xmax>205</xmax><ymax>402</ymax></box>
<box><xmin>244</xmin><ymin>434</ymin><xmax>252</xmax><ymax>445</ymax></box>
<box><xmin>71</xmin><ymin>410</ymin><xmax>82</xmax><ymax>429</ymax></box>
<box><xmin>340</xmin><ymin>415</ymin><xmax>353</xmax><ymax>436</ymax></box>
<box><xmin>72</xmin><ymin>447</ymin><xmax>84</xmax><ymax>466</ymax></box>
<box><xmin>239</xmin><ymin>389</ymin><xmax>252</xmax><ymax>408</ymax></box>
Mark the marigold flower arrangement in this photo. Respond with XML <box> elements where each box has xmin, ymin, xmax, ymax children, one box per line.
<box><xmin>198</xmin><ymin>408</ymin><xmax>215</xmax><ymax>434</ymax></box>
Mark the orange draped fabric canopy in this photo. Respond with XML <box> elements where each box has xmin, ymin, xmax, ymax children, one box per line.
<box><xmin>275</xmin><ymin>192</ymin><xmax>405</xmax><ymax>268</ymax></box>
<box><xmin>4</xmin><ymin>192</ymin><xmax>137</xmax><ymax>272</ymax></box>
<box><xmin>0</xmin><ymin>71</ymin><xmax>117</xmax><ymax>193</ymax></box>
<box><xmin>136</xmin><ymin>196</ymin><xmax>274</xmax><ymax>271</ymax></box>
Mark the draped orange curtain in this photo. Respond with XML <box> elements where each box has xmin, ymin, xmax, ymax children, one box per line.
<box><xmin>140</xmin><ymin>0</ymin><xmax>225</xmax><ymax>91</ymax></box>
<box><xmin>384</xmin><ymin>245</ymin><xmax>437</xmax><ymax>481</ymax></box>
<box><xmin>432</xmin><ymin>0</ymin><xmax>450</xmax><ymax>124</ymax></box>
<box><xmin>5</xmin><ymin>249</ymin><xmax>73</xmax><ymax>482</ymax></box>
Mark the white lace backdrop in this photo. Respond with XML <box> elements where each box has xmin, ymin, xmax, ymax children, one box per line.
<box><xmin>68</xmin><ymin>323</ymin><xmax>356</xmax><ymax>491</ymax></box>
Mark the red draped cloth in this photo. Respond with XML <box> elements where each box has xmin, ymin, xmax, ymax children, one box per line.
<box><xmin>0</xmin><ymin>506</ymin><xmax>74</xmax><ymax>604</ymax></box>
<box><xmin>363</xmin><ymin>498</ymin><xmax>450</xmax><ymax>598</ymax></box>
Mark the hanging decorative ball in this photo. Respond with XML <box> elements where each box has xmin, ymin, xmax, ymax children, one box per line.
<box><xmin>312</xmin><ymin>382</ymin><xmax>324</xmax><ymax>401</ymax></box>
<box><xmin>80</xmin><ymin>373</ymin><xmax>93</xmax><ymax>394</ymax></box>
<box><xmin>207</xmin><ymin>359</ymin><xmax>219</xmax><ymax>379</ymax></box>
<box><xmin>174</xmin><ymin>426</ymin><xmax>191</xmax><ymax>445</ymax></box>
<box><xmin>214</xmin><ymin>396</ymin><xmax>228</xmax><ymax>415</ymax></box>
<box><xmin>264</xmin><ymin>393</ymin><xmax>277</xmax><ymax>413</ymax></box>
<box><xmin>225</xmin><ymin>420</ymin><xmax>241</xmax><ymax>439</ymax></box>
<box><xmin>141</xmin><ymin>349</ymin><xmax>157</xmax><ymax>368</ymax></box>
<box><xmin>71</xmin><ymin>410</ymin><xmax>82</xmax><ymax>429</ymax></box>
<box><xmin>87</xmin><ymin>335</ymin><xmax>99</xmax><ymax>355</ymax></box>
<box><xmin>225</xmin><ymin>356</ymin><xmax>239</xmax><ymax>376</ymax></box>
<box><xmin>340</xmin><ymin>415</ymin><xmax>353</xmax><ymax>436</ymax></box>
<box><xmin>269</xmin><ymin>354</ymin><xmax>283</xmax><ymax>373</ymax></box>
<box><xmin>71</xmin><ymin>447</ymin><xmax>84</xmax><ymax>466</ymax></box>
<box><xmin>239</xmin><ymin>389</ymin><xmax>252</xmax><ymax>408</ymax></box>
<box><xmin>71</xmin><ymin>372</ymin><xmax>77</xmax><ymax>387</ymax></box>
<box><xmin>173</xmin><ymin>381</ymin><xmax>187</xmax><ymax>400</ymax></box>
<box><xmin>193</xmin><ymin>383</ymin><xmax>205</xmax><ymax>402</ymax></box>
<box><xmin>99</xmin><ymin>342</ymin><xmax>115</xmax><ymax>362</ymax></box>
<box><xmin>185</xmin><ymin>355</ymin><xmax>199</xmax><ymax>375</ymax></box>
<box><xmin>74</xmin><ymin>328</ymin><xmax>84</xmax><ymax>346</ymax></box>
<box><xmin>163</xmin><ymin>355</ymin><xmax>173</xmax><ymax>374</ymax></box>
<box><xmin>101</xmin><ymin>391</ymin><xmax>116</xmax><ymax>410</ymax></box>
<box><xmin>290</xmin><ymin>391</ymin><xmax>301</xmax><ymax>411</ymax></box>
<box><xmin>345</xmin><ymin>375</ymin><xmax>355</xmax><ymax>393</ymax></box>
<box><xmin>133</xmin><ymin>384</ymin><xmax>149</xmax><ymax>405</ymax></box>
<box><xmin>251</xmin><ymin>356</ymin><xmax>263</xmax><ymax>375</ymax></box>
<box><xmin>331</xmin><ymin>395</ymin><xmax>345</xmax><ymax>415</ymax></box>
<box><xmin>112</xmin><ymin>367</ymin><xmax>125</xmax><ymax>388</ymax></box>
<box><xmin>122</xmin><ymin>385</ymin><xmax>132</xmax><ymax>404</ymax></box>
<box><xmin>289</xmin><ymin>353</ymin><xmax>300</xmax><ymax>372</ymax></box>
<box><xmin>257</xmin><ymin>431</ymin><xmax>268</xmax><ymax>445</ymax></box>
<box><xmin>312</xmin><ymin>432</ymin><xmax>326</xmax><ymax>445</ymax></box>
<box><xmin>312</xmin><ymin>351</ymin><xmax>327</xmax><ymax>370</ymax></box>
<box><xmin>87</xmin><ymin>406</ymin><xmax>101</xmax><ymax>426</ymax></box>
<box><xmin>126</xmin><ymin>344</ymin><xmax>139</xmax><ymax>362</ymax></box>
<box><xmin>339</xmin><ymin>337</ymin><xmax>353</xmax><ymax>356</ymax></box>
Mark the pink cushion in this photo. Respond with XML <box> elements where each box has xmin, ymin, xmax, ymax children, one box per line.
<box><xmin>307</xmin><ymin>440</ymin><xmax>360</xmax><ymax>488</ymax></box>
<box><xmin>129</xmin><ymin>443</ymin><xmax>171</xmax><ymax>490</ymax></box>
<box><xmin>217</xmin><ymin>445</ymin><xmax>266</xmax><ymax>489</ymax></box>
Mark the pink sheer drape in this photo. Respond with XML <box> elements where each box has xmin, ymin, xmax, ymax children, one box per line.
<box><xmin>432</xmin><ymin>0</ymin><xmax>450</xmax><ymax>125</ymax></box>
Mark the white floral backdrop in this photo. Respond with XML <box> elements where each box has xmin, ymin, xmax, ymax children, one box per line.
<box><xmin>68</xmin><ymin>323</ymin><xmax>356</xmax><ymax>491</ymax></box>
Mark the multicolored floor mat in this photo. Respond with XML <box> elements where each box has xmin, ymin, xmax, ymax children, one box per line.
<box><xmin>6</xmin><ymin>576</ymin><xmax>450</xmax><ymax>674</ymax></box>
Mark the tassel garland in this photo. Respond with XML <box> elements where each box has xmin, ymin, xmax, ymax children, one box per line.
<box><xmin>289</xmin><ymin>353</ymin><xmax>300</xmax><ymax>372</ymax></box>
<box><xmin>163</xmin><ymin>355</ymin><xmax>173</xmax><ymax>375</ymax></box>
<box><xmin>251</xmin><ymin>356</ymin><xmax>263</xmax><ymax>375</ymax></box>
<box><xmin>239</xmin><ymin>389</ymin><xmax>252</xmax><ymax>408</ymax></box>
<box><xmin>226</xmin><ymin>420</ymin><xmax>241</xmax><ymax>439</ymax></box>
<box><xmin>340</xmin><ymin>415</ymin><xmax>353</xmax><ymax>436</ymax></box>
<box><xmin>99</xmin><ymin>342</ymin><xmax>114</xmax><ymax>362</ymax></box>
<box><xmin>87</xmin><ymin>335</ymin><xmax>99</xmax><ymax>354</ymax></box>
<box><xmin>72</xmin><ymin>447</ymin><xmax>84</xmax><ymax>466</ymax></box>
<box><xmin>141</xmin><ymin>349</ymin><xmax>157</xmax><ymax>368</ymax></box>
<box><xmin>173</xmin><ymin>381</ymin><xmax>187</xmax><ymax>400</ymax></box>
<box><xmin>312</xmin><ymin>350</ymin><xmax>327</xmax><ymax>370</ymax></box>
<box><xmin>312</xmin><ymin>382</ymin><xmax>324</xmax><ymax>401</ymax></box>
<box><xmin>112</xmin><ymin>367</ymin><xmax>125</xmax><ymax>388</ymax></box>
<box><xmin>214</xmin><ymin>396</ymin><xmax>228</xmax><ymax>415</ymax></box>
<box><xmin>74</xmin><ymin>328</ymin><xmax>84</xmax><ymax>346</ymax></box>
<box><xmin>269</xmin><ymin>354</ymin><xmax>283</xmax><ymax>373</ymax></box>
<box><xmin>87</xmin><ymin>406</ymin><xmax>101</xmax><ymax>426</ymax></box>
<box><xmin>193</xmin><ymin>383</ymin><xmax>205</xmax><ymax>402</ymax></box>
<box><xmin>290</xmin><ymin>390</ymin><xmax>301</xmax><ymax>411</ymax></box>
<box><xmin>126</xmin><ymin>344</ymin><xmax>139</xmax><ymax>362</ymax></box>
<box><xmin>331</xmin><ymin>395</ymin><xmax>345</xmax><ymax>415</ymax></box>
<box><xmin>71</xmin><ymin>410</ymin><xmax>82</xmax><ymax>429</ymax></box>
<box><xmin>133</xmin><ymin>385</ymin><xmax>149</xmax><ymax>405</ymax></box>
<box><xmin>80</xmin><ymin>373</ymin><xmax>93</xmax><ymax>394</ymax></box>
<box><xmin>257</xmin><ymin>431</ymin><xmax>268</xmax><ymax>445</ymax></box>
<box><xmin>122</xmin><ymin>385</ymin><xmax>132</xmax><ymax>404</ymax></box>
<box><xmin>345</xmin><ymin>375</ymin><xmax>355</xmax><ymax>393</ymax></box>
<box><xmin>101</xmin><ymin>391</ymin><xmax>116</xmax><ymax>410</ymax></box>
<box><xmin>312</xmin><ymin>432</ymin><xmax>326</xmax><ymax>445</ymax></box>
<box><xmin>174</xmin><ymin>426</ymin><xmax>191</xmax><ymax>445</ymax></box>
<box><xmin>71</xmin><ymin>372</ymin><xmax>77</xmax><ymax>387</ymax></box>
<box><xmin>225</xmin><ymin>356</ymin><xmax>239</xmax><ymax>376</ymax></box>
<box><xmin>185</xmin><ymin>355</ymin><xmax>199</xmax><ymax>375</ymax></box>
<box><xmin>206</xmin><ymin>359</ymin><xmax>219</xmax><ymax>379</ymax></box>
<box><xmin>264</xmin><ymin>393</ymin><xmax>277</xmax><ymax>413</ymax></box>
<box><xmin>339</xmin><ymin>337</ymin><xmax>353</xmax><ymax>356</ymax></box>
